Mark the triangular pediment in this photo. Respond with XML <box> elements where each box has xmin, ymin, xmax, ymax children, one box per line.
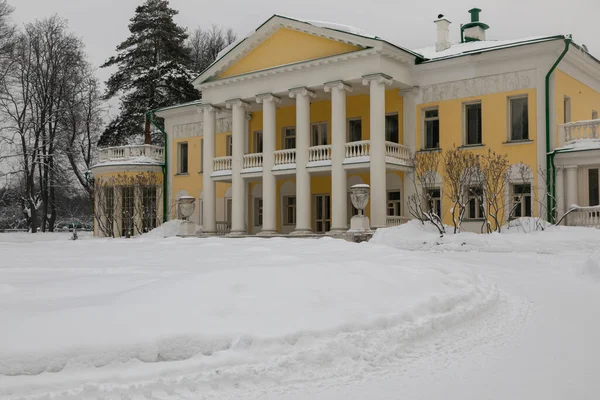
<box><xmin>193</xmin><ymin>15</ymin><xmax>384</xmax><ymax>85</ymax></box>
<box><xmin>218</xmin><ymin>27</ymin><xmax>364</xmax><ymax>79</ymax></box>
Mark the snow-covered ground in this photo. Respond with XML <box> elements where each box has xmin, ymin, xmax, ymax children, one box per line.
<box><xmin>0</xmin><ymin>221</ymin><xmax>599</xmax><ymax>399</ymax></box>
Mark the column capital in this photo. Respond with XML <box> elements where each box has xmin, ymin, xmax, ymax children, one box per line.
<box><xmin>323</xmin><ymin>80</ymin><xmax>352</xmax><ymax>93</ymax></box>
<box><xmin>256</xmin><ymin>93</ymin><xmax>282</xmax><ymax>104</ymax></box>
<box><xmin>225</xmin><ymin>98</ymin><xmax>250</xmax><ymax>109</ymax></box>
<box><xmin>564</xmin><ymin>165</ymin><xmax>579</xmax><ymax>170</ymax></box>
<box><xmin>399</xmin><ymin>86</ymin><xmax>420</xmax><ymax>96</ymax></box>
<box><xmin>288</xmin><ymin>87</ymin><xmax>316</xmax><ymax>99</ymax></box>
<box><xmin>196</xmin><ymin>104</ymin><xmax>220</xmax><ymax>114</ymax></box>
<box><xmin>362</xmin><ymin>73</ymin><xmax>393</xmax><ymax>86</ymax></box>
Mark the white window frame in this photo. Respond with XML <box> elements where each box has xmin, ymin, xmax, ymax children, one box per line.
<box><xmin>385</xmin><ymin>112</ymin><xmax>399</xmax><ymax>143</ymax></box>
<box><xmin>225</xmin><ymin>135</ymin><xmax>232</xmax><ymax>157</ymax></box>
<box><xmin>177</xmin><ymin>142</ymin><xmax>188</xmax><ymax>174</ymax></box>
<box><xmin>466</xmin><ymin>185</ymin><xmax>484</xmax><ymax>220</ymax></box>
<box><xmin>347</xmin><ymin>118</ymin><xmax>362</xmax><ymax>142</ymax></box>
<box><xmin>311</xmin><ymin>122</ymin><xmax>328</xmax><ymax>146</ymax></box>
<box><xmin>282</xmin><ymin>195</ymin><xmax>296</xmax><ymax>225</ymax></box>
<box><xmin>253</xmin><ymin>130</ymin><xmax>263</xmax><ymax>153</ymax></box>
<box><xmin>508</xmin><ymin>95</ymin><xmax>529</xmax><ymax>141</ymax></box>
<box><xmin>564</xmin><ymin>96</ymin><xmax>571</xmax><ymax>123</ymax></box>
<box><xmin>282</xmin><ymin>127</ymin><xmax>296</xmax><ymax>150</ymax></box>
<box><xmin>253</xmin><ymin>197</ymin><xmax>263</xmax><ymax>226</ymax></box>
<box><xmin>426</xmin><ymin>187</ymin><xmax>442</xmax><ymax>216</ymax></box>
<box><xmin>510</xmin><ymin>183</ymin><xmax>532</xmax><ymax>218</ymax></box>
<box><xmin>386</xmin><ymin>190</ymin><xmax>402</xmax><ymax>217</ymax></box>
<box><xmin>423</xmin><ymin>107</ymin><xmax>440</xmax><ymax>149</ymax></box>
<box><xmin>463</xmin><ymin>101</ymin><xmax>483</xmax><ymax>146</ymax></box>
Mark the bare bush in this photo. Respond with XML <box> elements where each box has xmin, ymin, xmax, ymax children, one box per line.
<box><xmin>443</xmin><ymin>147</ymin><xmax>480</xmax><ymax>233</ymax></box>
<box><xmin>407</xmin><ymin>151</ymin><xmax>445</xmax><ymax>234</ymax></box>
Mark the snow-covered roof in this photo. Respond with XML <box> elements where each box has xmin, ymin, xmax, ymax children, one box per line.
<box><xmin>413</xmin><ymin>35</ymin><xmax>565</xmax><ymax>61</ymax></box>
<box><xmin>556</xmin><ymin>139</ymin><xmax>600</xmax><ymax>153</ymax></box>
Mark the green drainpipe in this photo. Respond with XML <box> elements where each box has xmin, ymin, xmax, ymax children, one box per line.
<box><xmin>147</xmin><ymin>111</ymin><xmax>168</xmax><ymax>223</ymax></box>
<box><xmin>545</xmin><ymin>36</ymin><xmax>571</xmax><ymax>222</ymax></box>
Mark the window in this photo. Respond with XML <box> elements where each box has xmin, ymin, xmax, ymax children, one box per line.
<box><xmin>348</xmin><ymin>119</ymin><xmax>362</xmax><ymax>142</ymax></box>
<box><xmin>254</xmin><ymin>198</ymin><xmax>263</xmax><ymax>226</ymax></box>
<box><xmin>387</xmin><ymin>191</ymin><xmax>401</xmax><ymax>216</ymax></box>
<box><xmin>509</xmin><ymin>97</ymin><xmax>529</xmax><ymax>141</ymax></box>
<box><xmin>106</xmin><ymin>187</ymin><xmax>114</xmax><ymax>222</ymax></box>
<box><xmin>311</xmin><ymin>123</ymin><xmax>328</xmax><ymax>146</ymax></box>
<box><xmin>589</xmin><ymin>169</ymin><xmax>599</xmax><ymax>206</ymax></box>
<box><xmin>427</xmin><ymin>188</ymin><xmax>442</xmax><ymax>216</ymax></box>
<box><xmin>121</xmin><ymin>186</ymin><xmax>135</xmax><ymax>237</ymax></box>
<box><xmin>225</xmin><ymin>198</ymin><xmax>232</xmax><ymax>223</ymax></box>
<box><xmin>385</xmin><ymin>113</ymin><xmax>399</xmax><ymax>143</ymax></box>
<box><xmin>226</xmin><ymin>135</ymin><xmax>232</xmax><ymax>157</ymax></box>
<box><xmin>593</xmin><ymin>110</ymin><xmax>598</xmax><ymax>120</ymax></box>
<box><xmin>283</xmin><ymin>196</ymin><xmax>296</xmax><ymax>225</ymax></box>
<box><xmin>511</xmin><ymin>184</ymin><xmax>532</xmax><ymax>218</ymax></box>
<box><xmin>177</xmin><ymin>142</ymin><xmax>188</xmax><ymax>174</ymax></box>
<box><xmin>282</xmin><ymin>127</ymin><xmax>296</xmax><ymax>149</ymax></box>
<box><xmin>564</xmin><ymin>96</ymin><xmax>571</xmax><ymax>123</ymax></box>
<box><xmin>467</xmin><ymin>186</ymin><xmax>484</xmax><ymax>219</ymax></box>
<box><xmin>253</xmin><ymin>131</ymin><xmax>263</xmax><ymax>153</ymax></box>
<box><xmin>424</xmin><ymin>108</ymin><xmax>440</xmax><ymax>149</ymax></box>
<box><xmin>464</xmin><ymin>103</ymin><xmax>482</xmax><ymax>145</ymax></box>
<box><xmin>142</xmin><ymin>186</ymin><xmax>157</xmax><ymax>232</ymax></box>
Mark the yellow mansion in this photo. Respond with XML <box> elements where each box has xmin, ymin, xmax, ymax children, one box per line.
<box><xmin>91</xmin><ymin>9</ymin><xmax>600</xmax><ymax>237</ymax></box>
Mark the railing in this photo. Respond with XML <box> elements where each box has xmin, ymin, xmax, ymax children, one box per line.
<box><xmin>98</xmin><ymin>145</ymin><xmax>164</xmax><ymax>163</ymax></box>
<box><xmin>274</xmin><ymin>149</ymin><xmax>296</xmax><ymax>165</ymax></box>
<box><xmin>213</xmin><ymin>156</ymin><xmax>232</xmax><ymax>172</ymax></box>
<box><xmin>569</xmin><ymin>205</ymin><xmax>600</xmax><ymax>228</ymax></box>
<box><xmin>216</xmin><ymin>221</ymin><xmax>231</xmax><ymax>235</ymax></box>
<box><xmin>308</xmin><ymin>145</ymin><xmax>332</xmax><ymax>162</ymax></box>
<box><xmin>345</xmin><ymin>140</ymin><xmax>370</xmax><ymax>158</ymax></box>
<box><xmin>385</xmin><ymin>141</ymin><xmax>412</xmax><ymax>164</ymax></box>
<box><xmin>386</xmin><ymin>216</ymin><xmax>411</xmax><ymax>227</ymax></box>
<box><xmin>560</xmin><ymin>119</ymin><xmax>600</xmax><ymax>146</ymax></box>
<box><xmin>243</xmin><ymin>153</ymin><xmax>263</xmax><ymax>169</ymax></box>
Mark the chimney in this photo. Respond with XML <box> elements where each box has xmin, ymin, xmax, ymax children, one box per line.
<box><xmin>461</xmin><ymin>8</ymin><xmax>489</xmax><ymax>42</ymax></box>
<box><xmin>434</xmin><ymin>15</ymin><xmax>451</xmax><ymax>52</ymax></box>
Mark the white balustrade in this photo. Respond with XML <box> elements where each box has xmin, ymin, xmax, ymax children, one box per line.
<box><xmin>308</xmin><ymin>145</ymin><xmax>332</xmax><ymax>162</ymax></box>
<box><xmin>345</xmin><ymin>140</ymin><xmax>370</xmax><ymax>158</ymax></box>
<box><xmin>213</xmin><ymin>156</ymin><xmax>232</xmax><ymax>172</ymax></box>
<box><xmin>385</xmin><ymin>141</ymin><xmax>412</xmax><ymax>164</ymax></box>
<box><xmin>563</xmin><ymin>119</ymin><xmax>600</xmax><ymax>143</ymax></box>
<box><xmin>243</xmin><ymin>153</ymin><xmax>263</xmax><ymax>169</ymax></box>
<box><xmin>216</xmin><ymin>221</ymin><xmax>232</xmax><ymax>235</ymax></box>
<box><xmin>274</xmin><ymin>149</ymin><xmax>296</xmax><ymax>165</ymax></box>
<box><xmin>97</xmin><ymin>145</ymin><xmax>164</xmax><ymax>164</ymax></box>
<box><xmin>569</xmin><ymin>205</ymin><xmax>600</xmax><ymax>228</ymax></box>
<box><xmin>386</xmin><ymin>216</ymin><xmax>411</xmax><ymax>227</ymax></box>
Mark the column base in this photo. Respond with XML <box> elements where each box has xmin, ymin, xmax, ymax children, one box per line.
<box><xmin>257</xmin><ymin>229</ymin><xmax>278</xmax><ymax>236</ymax></box>
<box><xmin>290</xmin><ymin>229</ymin><xmax>313</xmax><ymax>236</ymax></box>
<box><xmin>226</xmin><ymin>230</ymin><xmax>247</xmax><ymax>237</ymax></box>
<box><xmin>326</xmin><ymin>228</ymin><xmax>348</xmax><ymax>237</ymax></box>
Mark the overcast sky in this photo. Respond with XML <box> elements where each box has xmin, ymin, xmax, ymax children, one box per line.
<box><xmin>11</xmin><ymin>0</ymin><xmax>600</xmax><ymax>113</ymax></box>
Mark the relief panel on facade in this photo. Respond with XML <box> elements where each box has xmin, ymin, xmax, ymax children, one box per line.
<box><xmin>421</xmin><ymin>70</ymin><xmax>535</xmax><ymax>103</ymax></box>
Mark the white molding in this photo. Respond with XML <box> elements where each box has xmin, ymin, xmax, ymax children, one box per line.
<box><xmin>362</xmin><ymin>73</ymin><xmax>393</xmax><ymax>86</ymax></box>
<box><xmin>323</xmin><ymin>80</ymin><xmax>353</xmax><ymax>92</ymax></box>
<box><xmin>420</xmin><ymin>70</ymin><xmax>536</xmax><ymax>103</ymax></box>
<box><xmin>288</xmin><ymin>86</ymin><xmax>316</xmax><ymax>98</ymax></box>
<box><xmin>225</xmin><ymin>98</ymin><xmax>250</xmax><ymax>109</ymax></box>
<box><xmin>256</xmin><ymin>93</ymin><xmax>282</xmax><ymax>104</ymax></box>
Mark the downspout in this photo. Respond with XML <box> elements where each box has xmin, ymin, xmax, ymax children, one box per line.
<box><xmin>147</xmin><ymin>110</ymin><xmax>168</xmax><ymax>223</ymax></box>
<box><xmin>545</xmin><ymin>36</ymin><xmax>571</xmax><ymax>221</ymax></box>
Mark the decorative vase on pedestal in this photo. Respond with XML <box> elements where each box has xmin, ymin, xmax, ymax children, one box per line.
<box><xmin>177</xmin><ymin>195</ymin><xmax>197</xmax><ymax>236</ymax></box>
<box><xmin>348</xmin><ymin>184</ymin><xmax>372</xmax><ymax>233</ymax></box>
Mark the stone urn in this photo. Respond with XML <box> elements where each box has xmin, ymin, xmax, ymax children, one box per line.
<box><xmin>348</xmin><ymin>184</ymin><xmax>372</xmax><ymax>234</ymax></box>
<box><xmin>177</xmin><ymin>195</ymin><xmax>197</xmax><ymax>236</ymax></box>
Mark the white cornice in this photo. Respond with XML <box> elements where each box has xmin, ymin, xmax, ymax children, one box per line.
<box><xmin>198</xmin><ymin>48</ymin><xmax>377</xmax><ymax>90</ymax></box>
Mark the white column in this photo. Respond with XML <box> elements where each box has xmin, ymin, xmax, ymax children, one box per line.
<box><xmin>565</xmin><ymin>165</ymin><xmax>578</xmax><ymax>225</ymax></box>
<box><xmin>289</xmin><ymin>87</ymin><xmax>316</xmax><ymax>234</ymax></box>
<box><xmin>256</xmin><ymin>93</ymin><xmax>281</xmax><ymax>235</ymax></box>
<box><xmin>324</xmin><ymin>81</ymin><xmax>352</xmax><ymax>233</ymax></box>
<box><xmin>555</xmin><ymin>166</ymin><xmax>565</xmax><ymax>224</ymax></box>
<box><xmin>200</xmin><ymin>105</ymin><xmax>217</xmax><ymax>234</ymax></box>
<box><xmin>226</xmin><ymin>99</ymin><xmax>249</xmax><ymax>235</ymax></box>
<box><xmin>400</xmin><ymin>87</ymin><xmax>420</xmax><ymax>215</ymax></box>
<box><xmin>363</xmin><ymin>73</ymin><xmax>392</xmax><ymax>229</ymax></box>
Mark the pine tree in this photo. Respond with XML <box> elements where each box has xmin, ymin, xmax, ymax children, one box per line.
<box><xmin>100</xmin><ymin>0</ymin><xmax>199</xmax><ymax>146</ymax></box>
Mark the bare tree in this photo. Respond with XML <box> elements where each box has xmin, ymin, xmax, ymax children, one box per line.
<box><xmin>443</xmin><ymin>147</ymin><xmax>480</xmax><ymax>233</ymax></box>
<box><xmin>479</xmin><ymin>149</ymin><xmax>510</xmax><ymax>233</ymax></box>
<box><xmin>186</xmin><ymin>25</ymin><xmax>237</xmax><ymax>74</ymax></box>
<box><xmin>407</xmin><ymin>151</ymin><xmax>445</xmax><ymax>234</ymax></box>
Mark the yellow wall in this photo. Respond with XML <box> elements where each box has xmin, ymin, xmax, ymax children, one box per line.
<box><xmin>219</xmin><ymin>28</ymin><xmax>362</xmax><ymax>79</ymax></box>
<box><xmin>416</xmin><ymin>88</ymin><xmax>539</xmax><ymax>225</ymax></box>
<box><xmin>554</xmin><ymin>69</ymin><xmax>600</xmax><ymax>143</ymax></box>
